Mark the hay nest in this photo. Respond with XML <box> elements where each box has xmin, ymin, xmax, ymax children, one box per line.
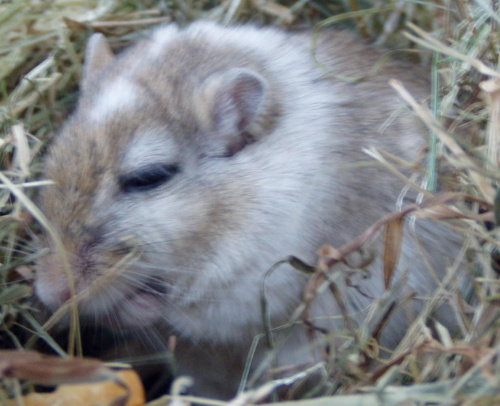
<box><xmin>1</xmin><ymin>1</ymin><xmax>499</xmax><ymax>405</ymax></box>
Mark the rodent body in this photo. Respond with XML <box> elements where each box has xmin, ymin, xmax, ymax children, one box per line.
<box><xmin>35</xmin><ymin>22</ymin><xmax>467</xmax><ymax>398</ymax></box>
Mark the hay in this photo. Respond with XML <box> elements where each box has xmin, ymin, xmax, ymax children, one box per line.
<box><xmin>1</xmin><ymin>0</ymin><xmax>499</xmax><ymax>404</ymax></box>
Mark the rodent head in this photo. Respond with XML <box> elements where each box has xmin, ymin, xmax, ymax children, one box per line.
<box><xmin>35</xmin><ymin>23</ymin><xmax>326</xmax><ymax>341</ymax></box>
<box><xmin>36</xmin><ymin>24</ymin><xmax>268</xmax><ymax>335</ymax></box>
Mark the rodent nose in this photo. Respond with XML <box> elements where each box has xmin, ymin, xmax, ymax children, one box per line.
<box><xmin>35</xmin><ymin>252</ymin><xmax>73</xmax><ymax>309</ymax></box>
<box><xmin>35</xmin><ymin>274</ymin><xmax>72</xmax><ymax>309</ymax></box>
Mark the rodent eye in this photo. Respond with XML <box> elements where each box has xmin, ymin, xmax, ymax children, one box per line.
<box><xmin>119</xmin><ymin>164</ymin><xmax>180</xmax><ymax>193</ymax></box>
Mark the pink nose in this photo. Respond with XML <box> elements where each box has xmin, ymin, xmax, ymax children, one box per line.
<box><xmin>35</xmin><ymin>251</ymin><xmax>76</xmax><ymax>309</ymax></box>
<box><xmin>35</xmin><ymin>261</ymin><xmax>71</xmax><ymax>309</ymax></box>
<box><xmin>35</xmin><ymin>274</ymin><xmax>72</xmax><ymax>309</ymax></box>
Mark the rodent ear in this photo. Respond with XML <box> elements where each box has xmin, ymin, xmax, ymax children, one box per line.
<box><xmin>82</xmin><ymin>33</ymin><xmax>115</xmax><ymax>93</ymax></box>
<box><xmin>195</xmin><ymin>68</ymin><xmax>267</xmax><ymax>155</ymax></box>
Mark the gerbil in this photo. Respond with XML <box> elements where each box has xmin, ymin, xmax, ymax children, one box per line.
<box><xmin>35</xmin><ymin>22</ymin><xmax>468</xmax><ymax>398</ymax></box>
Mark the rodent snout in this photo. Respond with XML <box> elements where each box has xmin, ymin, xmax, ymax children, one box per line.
<box><xmin>35</xmin><ymin>251</ymin><xmax>72</xmax><ymax>309</ymax></box>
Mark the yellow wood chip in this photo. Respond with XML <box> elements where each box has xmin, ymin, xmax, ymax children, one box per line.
<box><xmin>14</xmin><ymin>369</ymin><xmax>145</xmax><ymax>406</ymax></box>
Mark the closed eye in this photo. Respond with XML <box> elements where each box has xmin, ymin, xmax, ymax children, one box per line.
<box><xmin>119</xmin><ymin>164</ymin><xmax>180</xmax><ymax>193</ymax></box>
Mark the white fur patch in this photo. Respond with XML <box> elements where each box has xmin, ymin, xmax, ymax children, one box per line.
<box><xmin>148</xmin><ymin>25</ymin><xmax>180</xmax><ymax>58</ymax></box>
<box><xmin>90</xmin><ymin>77</ymin><xmax>139</xmax><ymax>122</ymax></box>
<box><xmin>122</xmin><ymin>129</ymin><xmax>180</xmax><ymax>171</ymax></box>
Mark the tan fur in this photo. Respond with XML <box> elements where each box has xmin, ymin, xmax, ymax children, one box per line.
<box><xmin>35</xmin><ymin>23</ymin><xmax>468</xmax><ymax>398</ymax></box>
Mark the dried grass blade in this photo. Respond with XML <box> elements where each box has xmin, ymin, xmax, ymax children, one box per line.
<box><xmin>314</xmin><ymin>5</ymin><xmax>395</xmax><ymax>29</ymax></box>
<box><xmin>389</xmin><ymin>79</ymin><xmax>496</xmax><ymax>203</ymax></box>
<box><xmin>0</xmin><ymin>284</ymin><xmax>31</xmax><ymax>304</ymax></box>
<box><xmin>0</xmin><ymin>350</ymin><xmax>42</xmax><ymax>374</ymax></box>
<box><xmin>383</xmin><ymin>215</ymin><xmax>404</xmax><ymax>289</ymax></box>
<box><xmin>0</xmin><ymin>172</ymin><xmax>81</xmax><ymax>356</ymax></box>
<box><xmin>11</xmin><ymin>124</ymin><xmax>30</xmax><ymax>177</ymax></box>
<box><xmin>19</xmin><ymin>307</ymin><xmax>67</xmax><ymax>357</ymax></box>
<box><xmin>2</xmin><ymin>356</ymin><xmax>115</xmax><ymax>386</ymax></box>
<box><xmin>318</xmin><ymin>205</ymin><xmax>416</xmax><ymax>270</ymax></box>
<box><xmin>91</xmin><ymin>16</ymin><xmax>172</xmax><ymax>27</ymax></box>
<box><xmin>248</xmin><ymin>0</ymin><xmax>294</xmax><ymax>23</ymax></box>
<box><xmin>404</xmin><ymin>22</ymin><xmax>500</xmax><ymax>79</ymax></box>
<box><xmin>480</xmin><ymin>79</ymin><xmax>500</xmax><ymax>170</ymax></box>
